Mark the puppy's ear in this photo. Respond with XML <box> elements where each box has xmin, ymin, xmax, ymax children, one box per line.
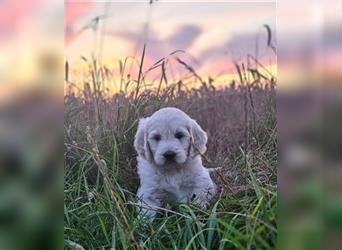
<box><xmin>134</xmin><ymin>118</ymin><xmax>151</xmax><ymax>160</ymax></box>
<box><xmin>134</xmin><ymin>118</ymin><xmax>148</xmax><ymax>156</ymax></box>
<box><xmin>190</xmin><ymin>119</ymin><xmax>208</xmax><ymax>155</ymax></box>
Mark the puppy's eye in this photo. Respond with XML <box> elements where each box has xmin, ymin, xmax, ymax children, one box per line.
<box><xmin>175</xmin><ymin>132</ymin><xmax>184</xmax><ymax>139</ymax></box>
<box><xmin>152</xmin><ymin>134</ymin><xmax>161</xmax><ymax>141</ymax></box>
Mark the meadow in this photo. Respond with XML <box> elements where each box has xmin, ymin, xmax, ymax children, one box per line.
<box><xmin>64</xmin><ymin>45</ymin><xmax>277</xmax><ymax>249</ymax></box>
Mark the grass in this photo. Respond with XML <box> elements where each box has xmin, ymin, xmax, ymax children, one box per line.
<box><xmin>64</xmin><ymin>146</ymin><xmax>276</xmax><ymax>249</ymax></box>
<box><xmin>64</xmin><ymin>27</ymin><xmax>277</xmax><ymax>248</ymax></box>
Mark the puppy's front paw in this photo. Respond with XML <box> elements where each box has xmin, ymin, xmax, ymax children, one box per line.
<box><xmin>190</xmin><ymin>187</ymin><xmax>216</xmax><ymax>208</ymax></box>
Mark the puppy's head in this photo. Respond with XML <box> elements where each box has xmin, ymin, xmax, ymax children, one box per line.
<box><xmin>134</xmin><ymin>107</ymin><xmax>207</xmax><ymax>167</ymax></box>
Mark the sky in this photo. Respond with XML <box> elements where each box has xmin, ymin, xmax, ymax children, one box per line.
<box><xmin>0</xmin><ymin>0</ymin><xmax>338</xmax><ymax>99</ymax></box>
<box><xmin>65</xmin><ymin>1</ymin><xmax>277</xmax><ymax>91</ymax></box>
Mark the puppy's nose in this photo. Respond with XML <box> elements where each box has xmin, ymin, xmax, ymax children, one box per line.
<box><xmin>163</xmin><ymin>151</ymin><xmax>176</xmax><ymax>160</ymax></box>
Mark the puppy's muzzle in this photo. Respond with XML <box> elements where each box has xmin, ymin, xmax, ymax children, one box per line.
<box><xmin>163</xmin><ymin>150</ymin><xmax>176</xmax><ymax>161</ymax></box>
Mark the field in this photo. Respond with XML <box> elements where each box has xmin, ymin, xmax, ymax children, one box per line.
<box><xmin>64</xmin><ymin>50</ymin><xmax>277</xmax><ymax>249</ymax></box>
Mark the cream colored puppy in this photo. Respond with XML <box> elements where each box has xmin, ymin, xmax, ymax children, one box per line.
<box><xmin>134</xmin><ymin>107</ymin><xmax>216</xmax><ymax>220</ymax></box>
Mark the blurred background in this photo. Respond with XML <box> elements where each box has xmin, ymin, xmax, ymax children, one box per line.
<box><xmin>0</xmin><ymin>0</ymin><xmax>341</xmax><ymax>249</ymax></box>
<box><xmin>0</xmin><ymin>0</ymin><xmax>63</xmax><ymax>249</ymax></box>
<box><xmin>277</xmin><ymin>0</ymin><xmax>342</xmax><ymax>249</ymax></box>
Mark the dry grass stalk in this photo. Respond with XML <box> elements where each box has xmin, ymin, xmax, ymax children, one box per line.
<box><xmin>86</xmin><ymin>126</ymin><xmax>142</xmax><ymax>250</ymax></box>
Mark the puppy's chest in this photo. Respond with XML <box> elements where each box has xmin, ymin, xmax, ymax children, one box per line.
<box><xmin>159</xmin><ymin>172</ymin><xmax>195</xmax><ymax>195</ymax></box>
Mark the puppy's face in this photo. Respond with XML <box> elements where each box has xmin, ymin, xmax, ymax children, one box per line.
<box><xmin>134</xmin><ymin>107</ymin><xmax>207</xmax><ymax>168</ymax></box>
<box><xmin>147</xmin><ymin>122</ymin><xmax>190</xmax><ymax>166</ymax></box>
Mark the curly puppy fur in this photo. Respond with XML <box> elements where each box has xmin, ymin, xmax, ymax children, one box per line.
<box><xmin>134</xmin><ymin>107</ymin><xmax>216</xmax><ymax>220</ymax></box>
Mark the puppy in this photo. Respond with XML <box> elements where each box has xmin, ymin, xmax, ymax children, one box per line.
<box><xmin>134</xmin><ymin>107</ymin><xmax>216</xmax><ymax>220</ymax></box>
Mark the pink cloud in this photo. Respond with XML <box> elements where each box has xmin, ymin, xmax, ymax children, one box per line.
<box><xmin>0</xmin><ymin>0</ymin><xmax>42</xmax><ymax>40</ymax></box>
<box><xmin>64</xmin><ymin>1</ymin><xmax>93</xmax><ymax>44</ymax></box>
<box><xmin>114</xmin><ymin>24</ymin><xmax>202</xmax><ymax>66</ymax></box>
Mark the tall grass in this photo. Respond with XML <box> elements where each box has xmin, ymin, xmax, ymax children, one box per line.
<box><xmin>65</xmin><ymin>12</ymin><xmax>277</xmax><ymax>247</ymax></box>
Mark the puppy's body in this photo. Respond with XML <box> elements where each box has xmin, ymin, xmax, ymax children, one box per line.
<box><xmin>134</xmin><ymin>107</ymin><xmax>216</xmax><ymax>220</ymax></box>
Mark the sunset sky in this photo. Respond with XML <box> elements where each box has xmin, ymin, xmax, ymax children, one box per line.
<box><xmin>65</xmin><ymin>1</ymin><xmax>276</xmax><ymax>91</ymax></box>
<box><xmin>0</xmin><ymin>0</ymin><xmax>339</xmax><ymax>101</ymax></box>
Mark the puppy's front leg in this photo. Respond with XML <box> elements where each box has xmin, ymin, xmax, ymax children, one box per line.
<box><xmin>136</xmin><ymin>187</ymin><xmax>161</xmax><ymax>221</ymax></box>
